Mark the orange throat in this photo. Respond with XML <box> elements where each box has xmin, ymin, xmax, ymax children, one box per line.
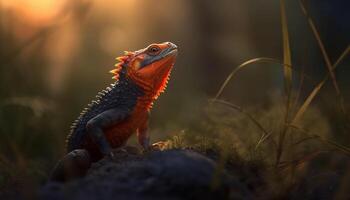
<box><xmin>130</xmin><ymin>63</ymin><xmax>174</xmax><ymax>101</ymax></box>
<box><xmin>129</xmin><ymin>55</ymin><xmax>175</xmax><ymax>101</ymax></box>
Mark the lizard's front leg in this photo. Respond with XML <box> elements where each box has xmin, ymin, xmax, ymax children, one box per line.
<box><xmin>137</xmin><ymin>112</ymin><xmax>166</xmax><ymax>151</ymax></box>
<box><xmin>137</xmin><ymin>112</ymin><xmax>150</xmax><ymax>150</ymax></box>
<box><xmin>86</xmin><ymin>108</ymin><xmax>129</xmax><ymax>158</ymax></box>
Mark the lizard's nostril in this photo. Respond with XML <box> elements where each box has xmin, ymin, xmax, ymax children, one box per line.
<box><xmin>167</xmin><ymin>42</ymin><xmax>177</xmax><ymax>49</ymax></box>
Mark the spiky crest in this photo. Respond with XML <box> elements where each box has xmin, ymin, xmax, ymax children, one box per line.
<box><xmin>109</xmin><ymin>51</ymin><xmax>134</xmax><ymax>81</ymax></box>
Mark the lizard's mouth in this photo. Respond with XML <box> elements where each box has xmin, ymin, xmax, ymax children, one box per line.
<box><xmin>162</xmin><ymin>45</ymin><xmax>178</xmax><ymax>58</ymax></box>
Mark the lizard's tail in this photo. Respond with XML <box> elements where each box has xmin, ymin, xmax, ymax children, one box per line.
<box><xmin>49</xmin><ymin>149</ymin><xmax>91</xmax><ymax>182</ymax></box>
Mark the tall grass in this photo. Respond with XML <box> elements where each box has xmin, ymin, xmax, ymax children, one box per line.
<box><xmin>211</xmin><ymin>0</ymin><xmax>350</xmax><ymax>167</ymax></box>
<box><xmin>297</xmin><ymin>0</ymin><xmax>349</xmax><ymax>121</ymax></box>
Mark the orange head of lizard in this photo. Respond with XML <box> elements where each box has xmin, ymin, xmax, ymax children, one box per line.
<box><xmin>111</xmin><ymin>42</ymin><xmax>178</xmax><ymax>98</ymax></box>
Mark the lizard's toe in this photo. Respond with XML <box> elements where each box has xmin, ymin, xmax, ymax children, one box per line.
<box><xmin>107</xmin><ymin>147</ymin><xmax>129</xmax><ymax>161</ymax></box>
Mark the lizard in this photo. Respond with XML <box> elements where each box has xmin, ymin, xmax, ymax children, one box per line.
<box><xmin>50</xmin><ymin>42</ymin><xmax>177</xmax><ymax>181</ymax></box>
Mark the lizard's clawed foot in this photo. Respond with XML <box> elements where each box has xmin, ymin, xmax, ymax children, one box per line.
<box><xmin>151</xmin><ymin>141</ymin><xmax>168</xmax><ymax>151</ymax></box>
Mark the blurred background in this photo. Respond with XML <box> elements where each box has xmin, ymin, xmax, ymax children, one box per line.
<box><xmin>0</xmin><ymin>0</ymin><xmax>349</xmax><ymax>193</ymax></box>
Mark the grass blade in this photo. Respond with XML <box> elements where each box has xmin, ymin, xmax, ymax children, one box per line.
<box><xmin>214</xmin><ymin>58</ymin><xmax>277</xmax><ymax>100</ymax></box>
<box><xmin>214</xmin><ymin>57</ymin><xmax>299</xmax><ymax>100</ymax></box>
<box><xmin>280</xmin><ymin>0</ymin><xmax>293</xmax><ymax>96</ymax></box>
<box><xmin>288</xmin><ymin>124</ymin><xmax>350</xmax><ymax>156</ymax></box>
<box><xmin>276</xmin><ymin>0</ymin><xmax>293</xmax><ymax>166</ymax></box>
<box><xmin>292</xmin><ymin>78</ymin><xmax>325</xmax><ymax>124</ymax></box>
<box><xmin>333</xmin><ymin>45</ymin><xmax>350</xmax><ymax>68</ymax></box>
<box><xmin>213</xmin><ymin>56</ymin><xmax>321</xmax><ymax>102</ymax></box>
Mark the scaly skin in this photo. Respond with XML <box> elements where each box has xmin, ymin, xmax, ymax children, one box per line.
<box><xmin>66</xmin><ymin>42</ymin><xmax>178</xmax><ymax>161</ymax></box>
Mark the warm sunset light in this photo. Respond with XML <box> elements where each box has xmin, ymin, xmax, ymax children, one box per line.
<box><xmin>0</xmin><ymin>0</ymin><xmax>349</xmax><ymax>199</ymax></box>
<box><xmin>1</xmin><ymin>0</ymin><xmax>65</xmax><ymax>24</ymax></box>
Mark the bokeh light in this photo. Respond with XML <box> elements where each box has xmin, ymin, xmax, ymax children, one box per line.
<box><xmin>1</xmin><ymin>0</ymin><xmax>65</xmax><ymax>24</ymax></box>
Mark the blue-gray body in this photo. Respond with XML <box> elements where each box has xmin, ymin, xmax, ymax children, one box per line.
<box><xmin>66</xmin><ymin>75</ymin><xmax>144</xmax><ymax>152</ymax></box>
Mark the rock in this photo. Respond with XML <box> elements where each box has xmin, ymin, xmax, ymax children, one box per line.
<box><xmin>40</xmin><ymin>147</ymin><xmax>249</xmax><ymax>200</ymax></box>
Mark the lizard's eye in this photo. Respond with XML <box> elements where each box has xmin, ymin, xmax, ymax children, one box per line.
<box><xmin>147</xmin><ymin>45</ymin><xmax>161</xmax><ymax>56</ymax></box>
